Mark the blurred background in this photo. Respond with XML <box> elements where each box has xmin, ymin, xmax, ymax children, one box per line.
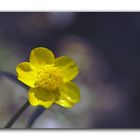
<box><xmin>0</xmin><ymin>12</ymin><xmax>140</xmax><ymax>128</ymax></box>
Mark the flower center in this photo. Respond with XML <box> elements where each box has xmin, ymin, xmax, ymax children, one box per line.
<box><xmin>35</xmin><ymin>65</ymin><xmax>64</xmax><ymax>90</ymax></box>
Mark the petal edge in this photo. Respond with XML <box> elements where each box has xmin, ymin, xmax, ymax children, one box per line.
<box><xmin>16</xmin><ymin>62</ymin><xmax>37</xmax><ymax>87</ymax></box>
<box><xmin>30</xmin><ymin>47</ymin><xmax>55</xmax><ymax>68</ymax></box>
<box><xmin>55</xmin><ymin>82</ymin><xmax>80</xmax><ymax>108</ymax></box>
<box><xmin>28</xmin><ymin>88</ymin><xmax>55</xmax><ymax>108</ymax></box>
<box><xmin>54</xmin><ymin>56</ymin><xmax>79</xmax><ymax>82</ymax></box>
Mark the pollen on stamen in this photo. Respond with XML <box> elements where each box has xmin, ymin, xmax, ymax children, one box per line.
<box><xmin>35</xmin><ymin>65</ymin><xmax>64</xmax><ymax>90</ymax></box>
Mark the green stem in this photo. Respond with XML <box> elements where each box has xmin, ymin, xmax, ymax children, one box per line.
<box><xmin>5</xmin><ymin>101</ymin><xmax>30</xmax><ymax>128</ymax></box>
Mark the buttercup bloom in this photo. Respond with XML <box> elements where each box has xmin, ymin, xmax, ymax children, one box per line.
<box><xmin>16</xmin><ymin>47</ymin><xmax>80</xmax><ymax>108</ymax></box>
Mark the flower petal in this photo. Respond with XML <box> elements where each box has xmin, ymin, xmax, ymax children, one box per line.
<box><xmin>28</xmin><ymin>88</ymin><xmax>55</xmax><ymax>108</ymax></box>
<box><xmin>30</xmin><ymin>47</ymin><xmax>55</xmax><ymax>68</ymax></box>
<box><xmin>16</xmin><ymin>62</ymin><xmax>37</xmax><ymax>88</ymax></box>
<box><xmin>54</xmin><ymin>56</ymin><xmax>79</xmax><ymax>82</ymax></box>
<box><xmin>55</xmin><ymin>82</ymin><xmax>80</xmax><ymax>108</ymax></box>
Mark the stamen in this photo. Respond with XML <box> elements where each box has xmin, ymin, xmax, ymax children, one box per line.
<box><xmin>35</xmin><ymin>65</ymin><xmax>64</xmax><ymax>90</ymax></box>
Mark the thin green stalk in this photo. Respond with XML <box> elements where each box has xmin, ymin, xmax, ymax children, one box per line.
<box><xmin>5</xmin><ymin>101</ymin><xmax>30</xmax><ymax>128</ymax></box>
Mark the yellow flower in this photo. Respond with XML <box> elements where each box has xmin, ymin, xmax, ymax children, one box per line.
<box><xmin>16</xmin><ymin>47</ymin><xmax>80</xmax><ymax>108</ymax></box>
